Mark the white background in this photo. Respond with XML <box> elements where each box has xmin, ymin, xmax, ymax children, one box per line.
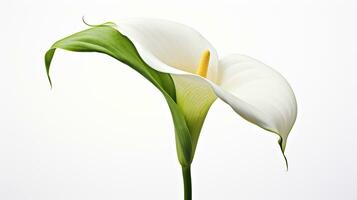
<box><xmin>1</xmin><ymin>0</ymin><xmax>356</xmax><ymax>199</ymax></box>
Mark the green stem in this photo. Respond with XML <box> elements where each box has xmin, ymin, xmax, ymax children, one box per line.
<box><xmin>182</xmin><ymin>166</ymin><xmax>192</xmax><ymax>200</ymax></box>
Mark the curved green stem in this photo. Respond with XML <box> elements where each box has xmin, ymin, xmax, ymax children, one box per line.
<box><xmin>182</xmin><ymin>166</ymin><xmax>192</xmax><ymax>200</ymax></box>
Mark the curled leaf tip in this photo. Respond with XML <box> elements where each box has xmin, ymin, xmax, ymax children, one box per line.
<box><xmin>81</xmin><ymin>16</ymin><xmax>91</xmax><ymax>27</ymax></box>
<box><xmin>82</xmin><ymin>16</ymin><xmax>117</xmax><ymax>28</ymax></box>
<box><xmin>48</xmin><ymin>78</ymin><xmax>53</xmax><ymax>90</ymax></box>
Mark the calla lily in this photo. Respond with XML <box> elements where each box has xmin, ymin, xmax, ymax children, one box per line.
<box><xmin>44</xmin><ymin>19</ymin><xmax>297</xmax><ymax>200</ymax></box>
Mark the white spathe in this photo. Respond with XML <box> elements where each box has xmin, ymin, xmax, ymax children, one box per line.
<box><xmin>117</xmin><ymin>19</ymin><xmax>297</xmax><ymax>153</ymax></box>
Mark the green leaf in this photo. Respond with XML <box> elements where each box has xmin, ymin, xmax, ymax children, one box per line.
<box><xmin>44</xmin><ymin>24</ymin><xmax>193</xmax><ymax>166</ymax></box>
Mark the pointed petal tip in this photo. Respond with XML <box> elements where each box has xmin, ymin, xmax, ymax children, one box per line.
<box><xmin>278</xmin><ymin>137</ymin><xmax>289</xmax><ymax>171</ymax></box>
<box><xmin>283</xmin><ymin>151</ymin><xmax>289</xmax><ymax>171</ymax></box>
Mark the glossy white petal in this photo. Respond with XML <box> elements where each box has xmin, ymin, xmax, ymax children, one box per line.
<box><xmin>214</xmin><ymin>54</ymin><xmax>297</xmax><ymax>151</ymax></box>
<box><xmin>117</xmin><ymin>19</ymin><xmax>219</xmax><ymax>82</ymax></box>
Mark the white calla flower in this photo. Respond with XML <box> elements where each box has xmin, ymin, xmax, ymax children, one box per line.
<box><xmin>45</xmin><ymin>19</ymin><xmax>297</xmax><ymax>200</ymax></box>
<box><xmin>117</xmin><ymin>19</ymin><xmax>297</xmax><ymax>155</ymax></box>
